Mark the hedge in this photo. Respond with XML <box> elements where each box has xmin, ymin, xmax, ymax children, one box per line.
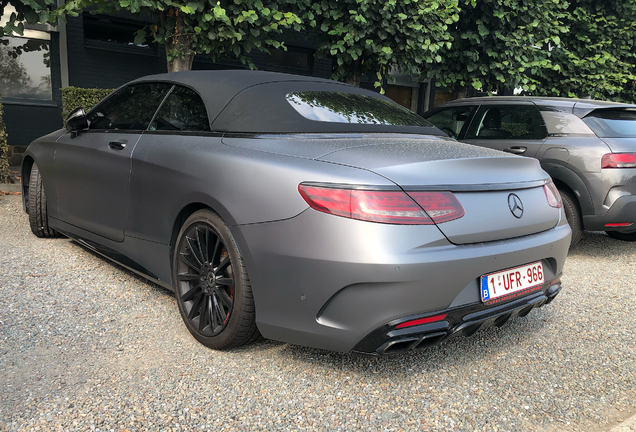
<box><xmin>61</xmin><ymin>87</ymin><xmax>114</xmax><ymax>120</ymax></box>
<box><xmin>0</xmin><ymin>96</ymin><xmax>9</xmax><ymax>183</ymax></box>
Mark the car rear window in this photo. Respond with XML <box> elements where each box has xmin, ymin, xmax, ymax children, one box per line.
<box><xmin>582</xmin><ymin>109</ymin><xmax>636</xmax><ymax>138</ymax></box>
<box><xmin>286</xmin><ymin>91</ymin><xmax>432</xmax><ymax>127</ymax></box>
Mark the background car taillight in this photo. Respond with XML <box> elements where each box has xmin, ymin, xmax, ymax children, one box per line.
<box><xmin>298</xmin><ymin>185</ymin><xmax>464</xmax><ymax>225</ymax></box>
<box><xmin>601</xmin><ymin>153</ymin><xmax>636</xmax><ymax>169</ymax></box>
<box><xmin>543</xmin><ymin>181</ymin><xmax>562</xmax><ymax>208</ymax></box>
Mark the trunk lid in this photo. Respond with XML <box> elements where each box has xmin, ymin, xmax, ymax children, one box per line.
<box><xmin>317</xmin><ymin>139</ymin><xmax>561</xmax><ymax>244</ymax></box>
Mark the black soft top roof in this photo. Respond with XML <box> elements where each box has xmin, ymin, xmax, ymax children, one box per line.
<box><xmin>130</xmin><ymin>70</ymin><xmax>444</xmax><ymax>135</ymax></box>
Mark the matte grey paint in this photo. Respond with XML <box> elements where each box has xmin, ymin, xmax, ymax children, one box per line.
<box><xmin>236</xmin><ymin>207</ymin><xmax>570</xmax><ymax>352</ymax></box>
<box><xmin>22</xmin><ymin>73</ymin><xmax>573</xmax><ymax>352</ymax></box>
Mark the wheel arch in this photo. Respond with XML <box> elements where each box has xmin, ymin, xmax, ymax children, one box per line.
<box><xmin>168</xmin><ymin>201</ymin><xmax>249</xmax><ymax>269</ymax></box>
<box><xmin>169</xmin><ymin>202</ymin><xmax>213</xmax><ymax>266</ymax></box>
<box><xmin>541</xmin><ymin>162</ymin><xmax>594</xmax><ymax>215</ymax></box>
<box><xmin>21</xmin><ymin>155</ymin><xmax>35</xmax><ymax>213</ymax></box>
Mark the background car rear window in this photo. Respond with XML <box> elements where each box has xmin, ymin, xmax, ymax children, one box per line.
<box><xmin>149</xmin><ymin>86</ymin><xmax>211</xmax><ymax>132</ymax></box>
<box><xmin>465</xmin><ymin>105</ymin><xmax>547</xmax><ymax>140</ymax></box>
<box><xmin>582</xmin><ymin>109</ymin><xmax>636</xmax><ymax>138</ymax></box>
<box><xmin>286</xmin><ymin>91</ymin><xmax>433</xmax><ymax>127</ymax></box>
<box><xmin>425</xmin><ymin>106</ymin><xmax>475</xmax><ymax>138</ymax></box>
<box><xmin>87</xmin><ymin>83</ymin><xmax>172</xmax><ymax>131</ymax></box>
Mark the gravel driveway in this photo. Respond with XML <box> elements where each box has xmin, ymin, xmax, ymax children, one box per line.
<box><xmin>1</xmin><ymin>194</ymin><xmax>634</xmax><ymax>431</ymax></box>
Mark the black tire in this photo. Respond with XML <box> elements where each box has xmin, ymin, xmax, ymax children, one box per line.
<box><xmin>27</xmin><ymin>163</ymin><xmax>60</xmax><ymax>238</ymax></box>
<box><xmin>559</xmin><ymin>189</ymin><xmax>582</xmax><ymax>247</ymax></box>
<box><xmin>606</xmin><ymin>230</ymin><xmax>636</xmax><ymax>242</ymax></box>
<box><xmin>173</xmin><ymin>209</ymin><xmax>260</xmax><ymax>349</ymax></box>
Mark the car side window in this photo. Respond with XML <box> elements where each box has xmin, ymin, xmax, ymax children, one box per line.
<box><xmin>465</xmin><ymin>105</ymin><xmax>547</xmax><ymax>140</ymax></box>
<box><xmin>149</xmin><ymin>86</ymin><xmax>211</xmax><ymax>132</ymax></box>
<box><xmin>424</xmin><ymin>106</ymin><xmax>475</xmax><ymax>139</ymax></box>
<box><xmin>87</xmin><ymin>83</ymin><xmax>172</xmax><ymax>131</ymax></box>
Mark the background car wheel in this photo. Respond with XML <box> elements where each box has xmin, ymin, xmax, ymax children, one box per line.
<box><xmin>559</xmin><ymin>189</ymin><xmax>582</xmax><ymax>247</ymax></box>
<box><xmin>28</xmin><ymin>163</ymin><xmax>60</xmax><ymax>238</ymax></box>
<box><xmin>173</xmin><ymin>209</ymin><xmax>260</xmax><ymax>349</ymax></box>
<box><xmin>606</xmin><ymin>230</ymin><xmax>636</xmax><ymax>242</ymax></box>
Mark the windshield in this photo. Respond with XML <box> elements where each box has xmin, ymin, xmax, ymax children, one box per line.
<box><xmin>582</xmin><ymin>109</ymin><xmax>636</xmax><ymax>138</ymax></box>
<box><xmin>286</xmin><ymin>91</ymin><xmax>433</xmax><ymax>127</ymax></box>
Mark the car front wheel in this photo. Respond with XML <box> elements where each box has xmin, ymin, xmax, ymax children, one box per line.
<box><xmin>172</xmin><ymin>209</ymin><xmax>260</xmax><ymax>349</ymax></box>
<box><xmin>27</xmin><ymin>163</ymin><xmax>60</xmax><ymax>238</ymax></box>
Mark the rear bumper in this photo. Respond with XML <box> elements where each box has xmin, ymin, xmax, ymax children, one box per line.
<box><xmin>233</xmin><ymin>209</ymin><xmax>571</xmax><ymax>353</ymax></box>
<box><xmin>583</xmin><ymin>194</ymin><xmax>636</xmax><ymax>232</ymax></box>
<box><xmin>353</xmin><ymin>281</ymin><xmax>562</xmax><ymax>355</ymax></box>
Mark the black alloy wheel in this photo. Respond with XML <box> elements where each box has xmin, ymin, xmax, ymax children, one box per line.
<box><xmin>173</xmin><ymin>210</ymin><xmax>259</xmax><ymax>349</ymax></box>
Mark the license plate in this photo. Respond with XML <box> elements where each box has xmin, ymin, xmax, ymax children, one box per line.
<box><xmin>481</xmin><ymin>261</ymin><xmax>544</xmax><ymax>303</ymax></box>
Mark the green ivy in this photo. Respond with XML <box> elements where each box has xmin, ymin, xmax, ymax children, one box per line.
<box><xmin>530</xmin><ymin>0</ymin><xmax>636</xmax><ymax>102</ymax></box>
<box><xmin>61</xmin><ymin>87</ymin><xmax>113</xmax><ymax>120</ymax></box>
<box><xmin>429</xmin><ymin>0</ymin><xmax>569</xmax><ymax>96</ymax></box>
<box><xmin>296</xmin><ymin>0</ymin><xmax>459</xmax><ymax>90</ymax></box>
<box><xmin>0</xmin><ymin>95</ymin><xmax>9</xmax><ymax>183</ymax></box>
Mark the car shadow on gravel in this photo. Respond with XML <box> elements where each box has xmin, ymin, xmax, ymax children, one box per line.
<box><xmin>568</xmin><ymin>231</ymin><xmax>635</xmax><ymax>258</ymax></box>
<box><xmin>68</xmin><ymin>239</ymin><xmax>175</xmax><ymax>300</ymax></box>
<box><xmin>65</xmin><ymin>231</ymin><xmax>560</xmax><ymax>379</ymax></box>
<box><xmin>237</xmin><ymin>310</ymin><xmax>554</xmax><ymax>378</ymax></box>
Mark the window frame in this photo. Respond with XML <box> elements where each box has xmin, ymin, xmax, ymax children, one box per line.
<box><xmin>0</xmin><ymin>34</ymin><xmax>54</xmax><ymax>105</ymax></box>
<box><xmin>464</xmin><ymin>103</ymin><xmax>548</xmax><ymax>141</ymax></box>
<box><xmin>423</xmin><ymin>105</ymin><xmax>478</xmax><ymax>139</ymax></box>
<box><xmin>85</xmin><ymin>82</ymin><xmax>173</xmax><ymax>133</ymax></box>
<box><xmin>82</xmin><ymin>12</ymin><xmax>159</xmax><ymax>57</ymax></box>
<box><xmin>148</xmin><ymin>84</ymin><xmax>212</xmax><ymax>132</ymax></box>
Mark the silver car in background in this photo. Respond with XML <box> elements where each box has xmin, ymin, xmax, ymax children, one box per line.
<box><xmin>22</xmin><ymin>72</ymin><xmax>570</xmax><ymax>355</ymax></box>
<box><xmin>424</xmin><ymin>97</ymin><xmax>636</xmax><ymax>245</ymax></box>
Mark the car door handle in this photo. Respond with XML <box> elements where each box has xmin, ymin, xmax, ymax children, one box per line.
<box><xmin>108</xmin><ymin>140</ymin><xmax>127</xmax><ymax>150</ymax></box>
<box><xmin>504</xmin><ymin>146</ymin><xmax>527</xmax><ymax>155</ymax></box>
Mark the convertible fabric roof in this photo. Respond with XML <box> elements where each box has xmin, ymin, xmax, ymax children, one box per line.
<box><xmin>131</xmin><ymin>70</ymin><xmax>336</xmax><ymax>123</ymax></box>
<box><xmin>130</xmin><ymin>70</ymin><xmax>444</xmax><ymax>135</ymax></box>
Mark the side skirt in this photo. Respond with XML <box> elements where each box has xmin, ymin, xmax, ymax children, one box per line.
<box><xmin>49</xmin><ymin>217</ymin><xmax>174</xmax><ymax>291</ymax></box>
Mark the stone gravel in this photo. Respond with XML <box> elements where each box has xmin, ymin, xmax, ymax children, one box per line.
<box><xmin>0</xmin><ymin>194</ymin><xmax>634</xmax><ymax>432</ymax></box>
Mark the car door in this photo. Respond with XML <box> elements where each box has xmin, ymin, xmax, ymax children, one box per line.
<box><xmin>423</xmin><ymin>105</ymin><xmax>478</xmax><ymax>140</ymax></box>
<box><xmin>54</xmin><ymin>82</ymin><xmax>172</xmax><ymax>242</ymax></box>
<box><xmin>462</xmin><ymin>103</ymin><xmax>548</xmax><ymax>158</ymax></box>
<box><xmin>126</xmin><ymin>85</ymin><xmax>215</xmax><ymax>244</ymax></box>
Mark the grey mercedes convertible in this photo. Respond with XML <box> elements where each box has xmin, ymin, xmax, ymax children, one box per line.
<box><xmin>21</xmin><ymin>71</ymin><xmax>571</xmax><ymax>355</ymax></box>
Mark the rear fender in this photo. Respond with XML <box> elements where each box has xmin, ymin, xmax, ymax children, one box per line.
<box><xmin>541</xmin><ymin>162</ymin><xmax>594</xmax><ymax>215</ymax></box>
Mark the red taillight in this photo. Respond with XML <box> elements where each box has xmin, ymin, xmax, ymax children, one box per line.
<box><xmin>605</xmin><ymin>222</ymin><xmax>632</xmax><ymax>227</ymax></box>
<box><xmin>407</xmin><ymin>191</ymin><xmax>465</xmax><ymax>223</ymax></box>
<box><xmin>298</xmin><ymin>185</ymin><xmax>464</xmax><ymax>225</ymax></box>
<box><xmin>396</xmin><ymin>314</ymin><xmax>448</xmax><ymax>329</ymax></box>
<box><xmin>543</xmin><ymin>181</ymin><xmax>562</xmax><ymax>208</ymax></box>
<box><xmin>298</xmin><ymin>185</ymin><xmax>432</xmax><ymax>224</ymax></box>
<box><xmin>602</xmin><ymin>153</ymin><xmax>636</xmax><ymax>169</ymax></box>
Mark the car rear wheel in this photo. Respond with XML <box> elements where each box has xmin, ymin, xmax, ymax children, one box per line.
<box><xmin>27</xmin><ymin>163</ymin><xmax>60</xmax><ymax>238</ymax></box>
<box><xmin>173</xmin><ymin>209</ymin><xmax>260</xmax><ymax>349</ymax></box>
<box><xmin>606</xmin><ymin>230</ymin><xmax>636</xmax><ymax>242</ymax></box>
<box><xmin>559</xmin><ymin>189</ymin><xmax>582</xmax><ymax>247</ymax></box>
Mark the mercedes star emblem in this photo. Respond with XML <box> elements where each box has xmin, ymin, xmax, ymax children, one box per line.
<box><xmin>508</xmin><ymin>193</ymin><xmax>524</xmax><ymax>218</ymax></box>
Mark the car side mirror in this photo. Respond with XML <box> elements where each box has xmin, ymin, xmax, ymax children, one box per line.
<box><xmin>65</xmin><ymin>107</ymin><xmax>89</xmax><ymax>135</ymax></box>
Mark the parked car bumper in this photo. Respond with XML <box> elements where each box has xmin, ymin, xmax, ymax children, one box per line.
<box><xmin>583</xmin><ymin>194</ymin><xmax>636</xmax><ymax>232</ymax></box>
<box><xmin>233</xmin><ymin>209</ymin><xmax>572</xmax><ymax>353</ymax></box>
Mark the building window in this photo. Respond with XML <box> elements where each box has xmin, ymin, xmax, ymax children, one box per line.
<box><xmin>83</xmin><ymin>13</ymin><xmax>156</xmax><ymax>55</ymax></box>
<box><xmin>262</xmin><ymin>46</ymin><xmax>312</xmax><ymax>73</ymax></box>
<box><xmin>0</xmin><ymin>34</ymin><xmax>52</xmax><ymax>101</ymax></box>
